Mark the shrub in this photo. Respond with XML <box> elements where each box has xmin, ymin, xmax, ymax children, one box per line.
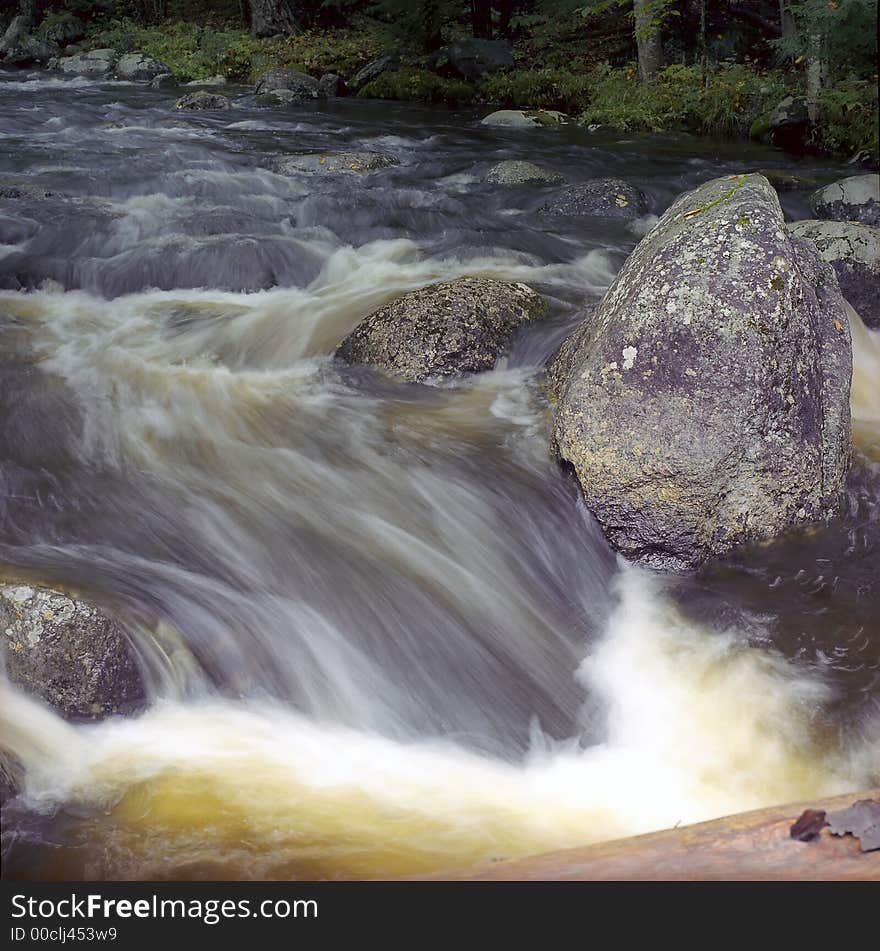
<box><xmin>816</xmin><ymin>75</ymin><xmax>879</xmax><ymax>160</ymax></box>
<box><xmin>358</xmin><ymin>69</ymin><xmax>476</xmax><ymax>105</ymax></box>
<box><xmin>478</xmin><ymin>68</ymin><xmax>592</xmax><ymax>113</ymax></box>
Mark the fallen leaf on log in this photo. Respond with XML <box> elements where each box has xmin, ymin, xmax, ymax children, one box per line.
<box><xmin>790</xmin><ymin>809</ymin><xmax>828</xmax><ymax>842</ymax></box>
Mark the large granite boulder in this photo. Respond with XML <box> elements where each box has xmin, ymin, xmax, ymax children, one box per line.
<box><xmin>1</xmin><ymin>583</ymin><xmax>146</xmax><ymax>720</ymax></box>
<box><xmin>540</xmin><ymin>179</ymin><xmax>648</xmax><ymax>219</ymax></box>
<box><xmin>788</xmin><ymin>219</ymin><xmax>880</xmax><ymax>328</ymax></box>
<box><xmin>548</xmin><ymin>173</ymin><xmax>852</xmax><ymax>571</ymax></box>
<box><xmin>337</xmin><ymin>278</ymin><xmax>546</xmax><ymax>383</ymax></box>
<box><xmin>278</xmin><ymin>151</ymin><xmax>399</xmax><ymax>176</ymax></box>
<box><xmin>486</xmin><ymin>160</ymin><xmax>565</xmax><ymax>185</ymax></box>
<box><xmin>810</xmin><ymin>175</ymin><xmax>880</xmax><ymax>226</ymax></box>
<box><xmin>115</xmin><ymin>51</ymin><xmax>170</xmax><ymax>81</ymax></box>
<box><xmin>2</xmin><ymin>34</ymin><xmax>58</xmax><ymax>66</ymax></box>
<box><xmin>55</xmin><ymin>48</ymin><xmax>117</xmax><ymax>77</ymax></box>
<box><xmin>254</xmin><ymin>67</ymin><xmax>322</xmax><ymax>100</ymax></box>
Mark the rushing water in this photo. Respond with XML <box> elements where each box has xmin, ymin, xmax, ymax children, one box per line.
<box><xmin>0</xmin><ymin>70</ymin><xmax>878</xmax><ymax>880</ymax></box>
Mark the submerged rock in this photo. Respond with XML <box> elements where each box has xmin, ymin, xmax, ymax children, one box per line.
<box><xmin>1</xmin><ymin>583</ymin><xmax>146</xmax><ymax>720</ymax></box>
<box><xmin>253</xmin><ymin>67</ymin><xmax>322</xmax><ymax>100</ymax></box>
<box><xmin>55</xmin><ymin>48</ymin><xmax>117</xmax><ymax>77</ymax></box>
<box><xmin>486</xmin><ymin>160</ymin><xmax>565</xmax><ymax>186</ymax></box>
<box><xmin>481</xmin><ymin>109</ymin><xmax>568</xmax><ymax>129</ymax></box>
<box><xmin>548</xmin><ymin>173</ymin><xmax>852</xmax><ymax>571</ymax></box>
<box><xmin>278</xmin><ymin>151</ymin><xmax>399</xmax><ymax>175</ymax></box>
<box><xmin>788</xmin><ymin>219</ymin><xmax>880</xmax><ymax>327</ymax></box>
<box><xmin>540</xmin><ymin>179</ymin><xmax>647</xmax><ymax>218</ymax></box>
<box><xmin>810</xmin><ymin>175</ymin><xmax>880</xmax><ymax>226</ymax></box>
<box><xmin>175</xmin><ymin>91</ymin><xmax>232</xmax><ymax>111</ymax></box>
<box><xmin>337</xmin><ymin>277</ymin><xmax>546</xmax><ymax>383</ymax></box>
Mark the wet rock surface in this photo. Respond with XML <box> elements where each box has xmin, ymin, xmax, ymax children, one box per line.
<box><xmin>810</xmin><ymin>174</ymin><xmax>880</xmax><ymax>226</ymax></box>
<box><xmin>336</xmin><ymin>277</ymin><xmax>546</xmax><ymax>383</ymax></box>
<box><xmin>486</xmin><ymin>160</ymin><xmax>565</xmax><ymax>186</ymax></box>
<box><xmin>278</xmin><ymin>151</ymin><xmax>399</xmax><ymax>175</ymax></box>
<box><xmin>254</xmin><ymin>67</ymin><xmax>323</xmax><ymax>101</ymax></box>
<box><xmin>548</xmin><ymin>173</ymin><xmax>852</xmax><ymax>571</ymax></box>
<box><xmin>54</xmin><ymin>48</ymin><xmax>117</xmax><ymax>77</ymax></box>
<box><xmin>788</xmin><ymin>219</ymin><xmax>880</xmax><ymax>327</ymax></box>
<box><xmin>115</xmin><ymin>52</ymin><xmax>170</xmax><ymax>82</ymax></box>
<box><xmin>540</xmin><ymin>178</ymin><xmax>648</xmax><ymax>218</ymax></box>
<box><xmin>480</xmin><ymin>109</ymin><xmax>568</xmax><ymax>129</ymax></box>
<box><xmin>1</xmin><ymin>583</ymin><xmax>146</xmax><ymax>721</ymax></box>
<box><xmin>175</xmin><ymin>90</ymin><xmax>232</xmax><ymax>111</ymax></box>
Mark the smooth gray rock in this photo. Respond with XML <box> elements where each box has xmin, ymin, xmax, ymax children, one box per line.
<box><xmin>278</xmin><ymin>151</ymin><xmax>399</xmax><ymax>176</ymax></box>
<box><xmin>0</xmin><ymin>14</ymin><xmax>29</xmax><ymax>56</ymax></box>
<box><xmin>175</xmin><ymin>90</ymin><xmax>231</xmax><ymax>110</ymax></box>
<box><xmin>481</xmin><ymin>109</ymin><xmax>567</xmax><ymax>129</ymax></box>
<box><xmin>1</xmin><ymin>583</ymin><xmax>146</xmax><ymax>720</ymax></box>
<box><xmin>115</xmin><ymin>51</ymin><xmax>170</xmax><ymax>81</ymax></box>
<box><xmin>548</xmin><ymin>173</ymin><xmax>852</xmax><ymax>571</ymax></box>
<box><xmin>788</xmin><ymin>219</ymin><xmax>880</xmax><ymax>327</ymax></box>
<box><xmin>486</xmin><ymin>160</ymin><xmax>565</xmax><ymax>186</ymax></box>
<box><xmin>253</xmin><ymin>67</ymin><xmax>322</xmax><ymax>100</ymax></box>
<box><xmin>55</xmin><ymin>48</ymin><xmax>117</xmax><ymax>77</ymax></box>
<box><xmin>337</xmin><ymin>277</ymin><xmax>546</xmax><ymax>383</ymax></box>
<box><xmin>810</xmin><ymin>174</ymin><xmax>880</xmax><ymax>226</ymax></box>
<box><xmin>540</xmin><ymin>179</ymin><xmax>647</xmax><ymax>218</ymax></box>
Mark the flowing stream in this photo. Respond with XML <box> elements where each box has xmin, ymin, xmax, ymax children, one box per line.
<box><xmin>0</xmin><ymin>71</ymin><xmax>878</xmax><ymax>880</ymax></box>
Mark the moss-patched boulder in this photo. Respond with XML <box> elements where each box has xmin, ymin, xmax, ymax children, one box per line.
<box><xmin>788</xmin><ymin>219</ymin><xmax>880</xmax><ymax>327</ymax></box>
<box><xmin>1</xmin><ymin>583</ymin><xmax>146</xmax><ymax>720</ymax></box>
<box><xmin>485</xmin><ymin>160</ymin><xmax>565</xmax><ymax>185</ymax></box>
<box><xmin>548</xmin><ymin>173</ymin><xmax>852</xmax><ymax>571</ymax></box>
<box><xmin>278</xmin><ymin>151</ymin><xmax>398</xmax><ymax>175</ymax></box>
<box><xmin>480</xmin><ymin>109</ymin><xmax>568</xmax><ymax>129</ymax></box>
<box><xmin>254</xmin><ymin>67</ymin><xmax>323</xmax><ymax>101</ymax></box>
<box><xmin>337</xmin><ymin>277</ymin><xmax>546</xmax><ymax>383</ymax></box>
<box><xmin>540</xmin><ymin>179</ymin><xmax>647</xmax><ymax>219</ymax></box>
<box><xmin>175</xmin><ymin>91</ymin><xmax>231</xmax><ymax>111</ymax></box>
<box><xmin>810</xmin><ymin>175</ymin><xmax>880</xmax><ymax>226</ymax></box>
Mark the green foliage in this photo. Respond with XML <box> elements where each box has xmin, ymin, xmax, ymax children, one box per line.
<box><xmin>815</xmin><ymin>75</ymin><xmax>879</xmax><ymax>159</ymax></box>
<box><xmin>372</xmin><ymin>0</ymin><xmax>455</xmax><ymax>52</ymax></box>
<box><xmin>774</xmin><ymin>0</ymin><xmax>877</xmax><ymax>77</ymax></box>
<box><xmin>581</xmin><ymin>62</ymin><xmax>793</xmax><ymax>137</ymax></box>
<box><xmin>358</xmin><ymin>68</ymin><xmax>476</xmax><ymax>105</ymax></box>
<box><xmin>83</xmin><ymin>18</ymin><xmax>380</xmax><ymax>81</ymax></box>
<box><xmin>479</xmin><ymin>68</ymin><xmax>593</xmax><ymax>113</ymax></box>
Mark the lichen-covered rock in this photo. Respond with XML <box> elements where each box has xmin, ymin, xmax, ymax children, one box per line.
<box><xmin>1</xmin><ymin>583</ymin><xmax>146</xmax><ymax>720</ymax></box>
<box><xmin>548</xmin><ymin>173</ymin><xmax>852</xmax><ymax>571</ymax></box>
<box><xmin>3</xmin><ymin>34</ymin><xmax>58</xmax><ymax>66</ymax></box>
<box><xmin>278</xmin><ymin>151</ymin><xmax>399</xmax><ymax>176</ymax></box>
<box><xmin>55</xmin><ymin>48</ymin><xmax>117</xmax><ymax>77</ymax></box>
<box><xmin>253</xmin><ymin>67</ymin><xmax>322</xmax><ymax>100</ymax></box>
<box><xmin>540</xmin><ymin>179</ymin><xmax>648</xmax><ymax>219</ymax></box>
<box><xmin>115</xmin><ymin>51</ymin><xmax>170</xmax><ymax>81</ymax></box>
<box><xmin>486</xmin><ymin>160</ymin><xmax>565</xmax><ymax>186</ymax></box>
<box><xmin>349</xmin><ymin>52</ymin><xmax>401</xmax><ymax>92</ymax></box>
<box><xmin>337</xmin><ymin>278</ymin><xmax>546</xmax><ymax>383</ymax></box>
<box><xmin>319</xmin><ymin>72</ymin><xmax>346</xmax><ymax>97</ymax></box>
<box><xmin>41</xmin><ymin>13</ymin><xmax>84</xmax><ymax>46</ymax></box>
<box><xmin>480</xmin><ymin>109</ymin><xmax>567</xmax><ymax>129</ymax></box>
<box><xmin>810</xmin><ymin>175</ymin><xmax>880</xmax><ymax>226</ymax></box>
<box><xmin>175</xmin><ymin>91</ymin><xmax>231</xmax><ymax>111</ymax></box>
<box><xmin>788</xmin><ymin>219</ymin><xmax>880</xmax><ymax>328</ymax></box>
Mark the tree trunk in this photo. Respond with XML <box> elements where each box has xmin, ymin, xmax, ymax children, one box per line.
<box><xmin>498</xmin><ymin>0</ymin><xmax>513</xmax><ymax>38</ymax></box>
<box><xmin>805</xmin><ymin>32</ymin><xmax>826</xmax><ymax>124</ymax></box>
<box><xmin>19</xmin><ymin>0</ymin><xmax>37</xmax><ymax>30</ymax></box>
<box><xmin>140</xmin><ymin>0</ymin><xmax>168</xmax><ymax>24</ymax></box>
<box><xmin>247</xmin><ymin>0</ymin><xmax>298</xmax><ymax>38</ymax></box>
<box><xmin>633</xmin><ymin>0</ymin><xmax>662</xmax><ymax>83</ymax></box>
<box><xmin>472</xmin><ymin>0</ymin><xmax>493</xmax><ymax>40</ymax></box>
<box><xmin>778</xmin><ymin>0</ymin><xmax>795</xmax><ymax>40</ymax></box>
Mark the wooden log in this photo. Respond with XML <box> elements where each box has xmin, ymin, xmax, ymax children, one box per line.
<box><xmin>429</xmin><ymin>790</ymin><xmax>880</xmax><ymax>881</ymax></box>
